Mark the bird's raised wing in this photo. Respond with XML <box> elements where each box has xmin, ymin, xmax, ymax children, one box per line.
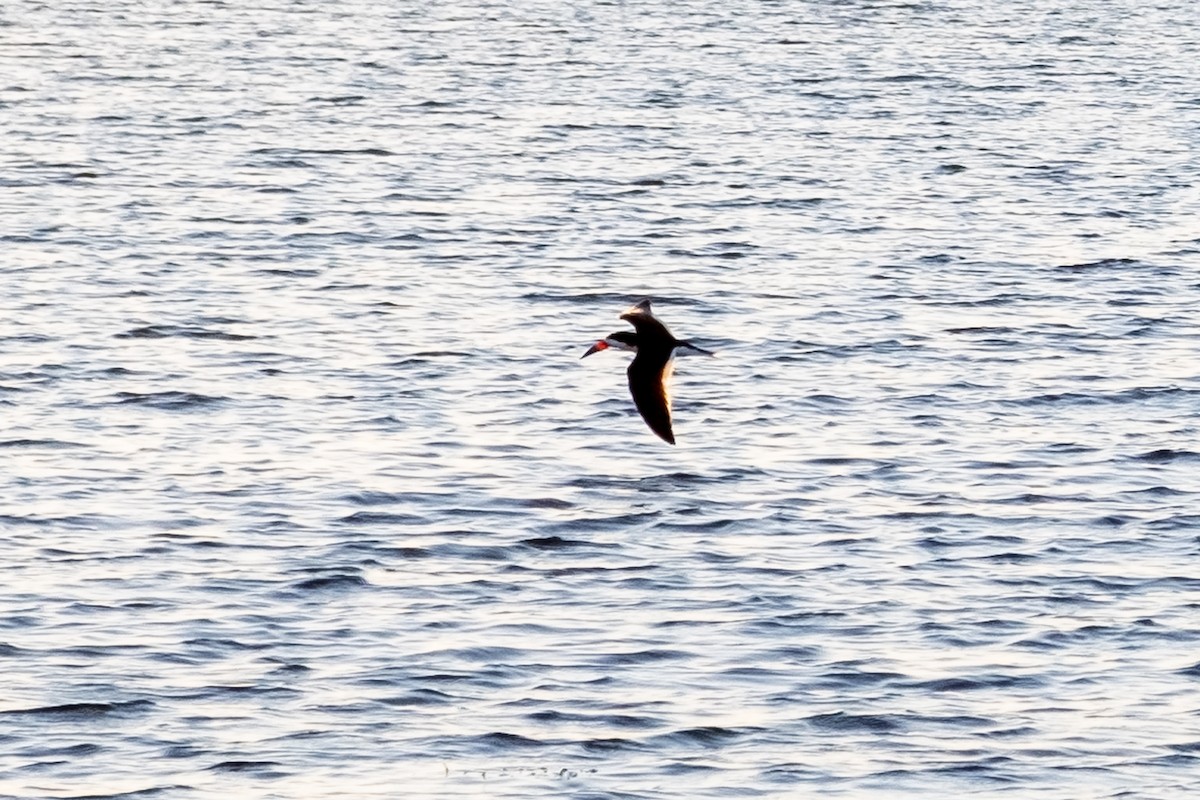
<box><xmin>620</xmin><ymin>299</ymin><xmax>674</xmax><ymax>341</ymax></box>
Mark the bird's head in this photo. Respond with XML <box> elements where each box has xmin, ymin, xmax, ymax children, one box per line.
<box><xmin>581</xmin><ymin>331</ymin><xmax>639</xmax><ymax>358</ymax></box>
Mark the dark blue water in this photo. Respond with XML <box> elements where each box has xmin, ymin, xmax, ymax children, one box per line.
<box><xmin>3</xmin><ymin>1</ymin><xmax>1200</xmax><ymax>797</ymax></box>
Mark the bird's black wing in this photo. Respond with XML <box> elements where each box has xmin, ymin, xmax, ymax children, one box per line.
<box><xmin>620</xmin><ymin>300</ymin><xmax>674</xmax><ymax>341</ymax></box>
<box><xmin>627</xmin><ymin>352</ymin><xmax>675</xmax><ymax>445</ymax></box>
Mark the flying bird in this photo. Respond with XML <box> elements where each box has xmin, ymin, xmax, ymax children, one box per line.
<box><xmin>581</xmin><ymin>299</ymin><xmax>713</xmax><ymax>445</ymax></box>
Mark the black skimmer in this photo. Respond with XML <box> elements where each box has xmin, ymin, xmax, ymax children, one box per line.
<box><xmin>581</xmin><ymin>299</ymin><xmax>713</xmax><ymax>445</ymax></box>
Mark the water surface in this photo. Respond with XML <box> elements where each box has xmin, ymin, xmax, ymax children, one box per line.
<box><xmin>2</xmin><ymin>1</ymin><xmax>1200</xmax><ymax>797</ymax></box>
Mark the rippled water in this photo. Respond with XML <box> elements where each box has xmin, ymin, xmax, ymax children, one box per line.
<box><xmin>3</xmin><ymin>1</ymin><xmax>1200</xmax><ymax>797</ymax></box>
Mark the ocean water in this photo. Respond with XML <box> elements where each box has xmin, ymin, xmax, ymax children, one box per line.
<box><xmin>2</xmin><ymin>0</ymin><xmax>1199</xmax><ymax>797</ymax></box>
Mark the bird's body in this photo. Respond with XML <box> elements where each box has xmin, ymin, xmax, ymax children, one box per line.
<box><xmin>581</xmin><ymin>300</ymin><xmax>713</xmax><ymax>445</ymax></box>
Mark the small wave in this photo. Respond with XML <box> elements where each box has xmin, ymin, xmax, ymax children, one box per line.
<box><xmin>807</xmin><ymin>711</ymin><xmax>904</xmax><ymax>733</ymax></box>
<box><xmin>923</xmin><ymin>756</ymin><xmax>1021</xmax><ymax>779</ymax></box>
<box><xmin>1056</xmin><ymin>257</ymin><xmax>1140</xmax><ymax>272</ymax></box>
<box><xmin>208</xmin><ymin>760</ymin><xmax>286</xmax><ymax>774</ymax></box>
<box><xmin>57</xmin><ymin>788</ymin><xmax>186</xmax><ymax>800</ymax></box>
<box><xmin>945</xmin><ymin>325</ymin><xmax>1016</xmax><ymax>335</ymax></box>
<box><xmin>517</xmin><ymin>497</ymin><xmax>574</xmax><ymax>510</ymax></box>
<box><xmin>817</xmin><ymin>669</ymin><xmax>904</xmax><ymax>688</ymax></box>
<box><xmin>337</xmin><ymin>511</ymin><xmax>424</xmax><ymax>525</ymax></box>
<box><xmin>341</xmin><ymin>490</ymin><xmax>453</xmax><ymax>507</ymax></box>
<box><xmin>427</xmin><ymin>543</ymin><xmax>515</xmax><ymax>561</ymax></box>
<box><xmin>655</xmin><ymin>517</ymin><xmax>746</xmax><ymax>535</ymax></box>
<box><xmin>521</xmin><ymin>291</ymin><xmax>703</xmax><ymax>308</ymax></box>
<box><xmin>877</xmin><ymin>73</ymin><xmax>933</xmax><ymax>83</ymax></box>
<box><xmin>183</xmin><ymin>637</ymin><xmax>272</xmax><ymax>654</ymax></box>
<box><xmin>380</xmin><ymin>689</ymin><xmax>455</xmax><ymax>707</ymax></box>
<box><xmin>527</xmin><ymin>710</ymin><xmax>664</xmax><ymax>730</ymax></box>
<box><xmin>290</xmin><ymin>574</ymin><xmax>369</xmax><ymax>592</ymax></box>
<box><xmin>805</xmin><ymin>456</ymin><xmax>881</xmax><ymax>466</ymax></box>
<box><xmin>268</xmin><ymin>663</ymin><xmax>311</xmax><ymax>676</ymax></box>
<box><xmin>0</xmin><ymin>438</ymin><xmax>90</xmax><ymax>449</ymax></box>
<box><xmin>660</xmin><ymin>760</ymin><xmax>723</xmax><ymax>774</ymax></box>
<box><xmin>337</xmin><ymin>541</ymin><xmax>430</xmax><ymax>560</ymax></box>
<box><xmin>907</xmin><ymin>674</ymin><xmax>1044</xmax><ymax>692</ymax></box>
<box><xmin>1</xmin><ymin>700</ymin><xmax>153</xmax><ymax>719</ymax></box>
<box><xmin>654</xmin><ymin>726</ymin><xmax>745</xmax><ymax>748</ymax></box>
<box><xmin>520</xmin><ymin>536</ymin><xmax>601</xmax><ymax>550</ymax></box>
<box><xmin>427</xmin><ymin>645</ymin><xmax>527</xmax><ymax>664</ymax></box>
<box><xmin>598</xmin><ymin>649</ymin><xmax>692</xmax><ymax>666</ymax></box>
<box><xmin>1146</xmin><ymin>515</ymin><xmax>1200</xmax><ymax>531</ymax></box>
<box><xmin>467</xmin><ymin>732</ymin><xmax>549</xmax><ymax>751</ymax></box>
<box><xmin>762</xmin><ymin>763</ymin><xmax>823</xmax><ymax>783</ymax></box>
<box><xmin>26</xmin><ymin>732</ymin><xmax>99</xmax><ymax>757</ymax></box>
<box><xmin>113</xmin><ymin>391</ymin><xmax>227</xmax><ymax>410</ymax></box>
<box><xmin>249</xmin><ymin>146</ymin><xmax>393</xmax><ymax>157</ymax></box>
<box><xmin>1007</xmin><ymin>386</ymin><xmax>1197</xmax><ymax>407</ymax></box>
<box><xmin>1120</xmin><ymin>485</ymin><xmax>1189</xmax><ymax>497</ymax></box>
<box><xmin>539</xmin><ymin>511</ymin><xmax>660</xmax><ymax>532</ymax></box>
<box><xmin>580</xmin><ymin>737</ymin><xmax>643</xmax><ymax>752</ymax></box>
<box><xmin>341</xmin><ymin>491</ymin><xmax>410</xmax><ymax>506</ymax></box>
<box><xmin>1131</xmin><ymin>448</ymin><xmax>1200</xmax><ymax>463</ymax></box>
<box><xmin>307</xmin><ymin>94</ymin><xmax>366</xmax><ymax>105</ymax></box>
<box><xmin>0</xmin><ymin>513</ymin><xmax>113</xmax><ymax>529</ymax></box>
<box><xmin>989</xmin><ymin>492</ymin><xmax>1092</xmax><ymax>505</ymax></box>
